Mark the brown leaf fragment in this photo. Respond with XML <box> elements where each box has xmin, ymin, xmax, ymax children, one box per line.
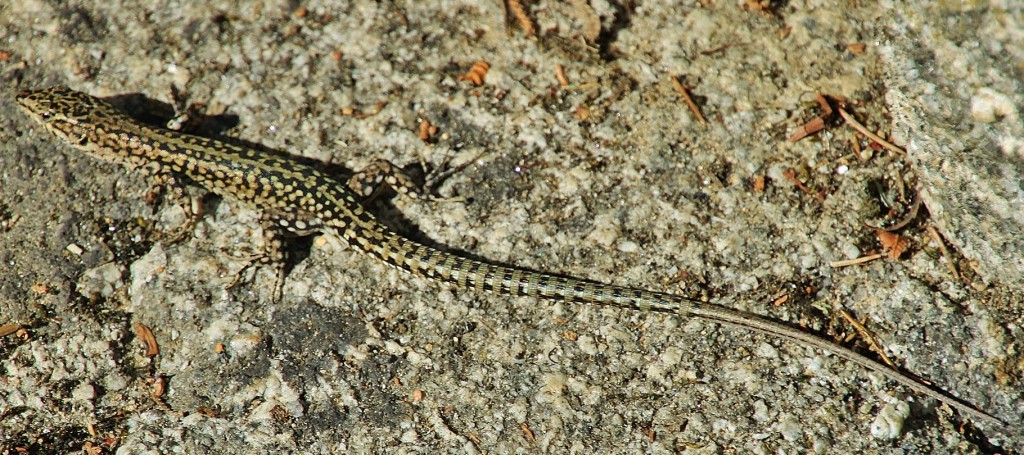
<box><xmin>101</xmin><ymin>435</ymin><xmax>119</xmax><ymax>449</ymax></box>
<box><xmin>418</xmin><ymin>118</ymin><xmax>438</xmax><ymax>142</ymax></box>
<box><xmin>133</xmin><ymin>323</ymin><xmax>160</xmax><ymax>357</ymax></box>
<box><xmin>641</xmin><ymin>427</ymin><xmax>656</xmax><ymax>442</ymax></box>
<box><xmin>876</xmin><ymin>229</ymin><xmax>909</xmax><ymax>259</ymax></box>
<box><xmin>752</xmin><ymin>175</ymin><xmax>767</xmax><ymax>192</ymax></box>
<box><xmin>846</xmin><ymin>43</ymin><xmax>867</xmax><ymax>54</ymax></box>
<box><xmin>151</xmin><ymin>374</ymin><xmax>166</xmax><ymax>399</ymax></box>
<box><xmin>0</xmin><ymin>323</ymin><xmax>22</xmax><ymax>338</ymax></box>
<box><xmin>83</xmin><ymin>442</ymin><xmax>102</xmax><ymax>455</ymax></box>
<box><xmin>459</xmin><ymin>60</ymin><xmax>490</xmax><ymax>86</ymax></box>
<box><xmin>554</xmin><ymin>63</ymin><xmax>569</xmax><ymax>87</ymax></box>
<box><xmin>507</xmin><ymin>0</ymin><xmax>535</xmax><ymax>36</ymax></box>
<box><xmin>520</xmin><ymin>422</ymin><xmax>536</xmax><ymax>442</ymax></box>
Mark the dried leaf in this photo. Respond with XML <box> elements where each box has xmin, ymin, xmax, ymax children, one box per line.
<box><xmin>554</xmin><ymin>63</ymin><xmax>569</xmax><ymax>87</ymax></box>
<box><xmin>876</xmin><ymin>229</ymin><xmax>909</xmax><ymax>259</ymax></box>
<box><xmin>507</xmin><ymin>0</ymin><xmax>535</xmax><ymax>36</ymax></box>
<box><xmin>0</xmin><ymin>323</ymin><xmax>22</xmax><ymax>338</ymax></box>
<box><xmin>82</xmin><ymin>442</ymin><xmax>102</xmax><ymax>455</ymax></box>
<box><xmin>573</xmin><ymin>105</ymin><xmax>590</xmax><ymax>120</ymax></box>
<box><xmin>151</xmin><ymin>375</ymin><xmax>166</xmax><ymax>398</ymax></box>
<box><xmin>418</xmin><ymin>119</ymin><xmax>437</xmax><ymax>142</ymax></box>
<box><xmin>752</xmin><ymin>175</ymin><xmax>766</xmax><ymax>192</ymax></box>
<box><xmin>133</xmin><ymin>323</ymin><xmax>160</xmax><ymax>357</ymax></box>
<box><xmin>520</xmin><ymin>422</ymin><xmax>536</xmax><ymax>442</ymax></box>
<box><xmin>459</xmin><ymin>60</ymin><xmax>490</xmax><ymax>86</ymax></box>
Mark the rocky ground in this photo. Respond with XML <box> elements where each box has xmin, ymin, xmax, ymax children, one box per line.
<box><xmin>0</xmin><ymin>1</ymin><xmax>1021</xmax><ymax>453</ymax></box>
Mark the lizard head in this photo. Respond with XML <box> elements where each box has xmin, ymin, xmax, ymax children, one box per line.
<box><xmin>17</xmin><ymin>86</ymin><xmax>106</xmax><ymax>144</ymax></box>
<box><xmin>16</xmin><ymin>86</ymin><xmax>140</xmax><ymax>163</ymax></box>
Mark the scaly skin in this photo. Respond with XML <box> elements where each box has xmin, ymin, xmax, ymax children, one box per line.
<box><xmin>16</xmin><ymin>85</ymin><xmax>1002</xmax><ymax>426</ymax></box>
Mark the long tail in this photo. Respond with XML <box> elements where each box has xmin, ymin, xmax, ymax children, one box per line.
<box><xmin>352</xmin><ymin>220</ymin><xmax>1003</xmax><ymax>426</ymax></box>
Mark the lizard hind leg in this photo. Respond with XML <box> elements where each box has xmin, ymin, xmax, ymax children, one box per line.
<box><xmin>224</xmin><ymin>225</ymin><xmax>286</xmax><ymax>301</ymax></box>
<box><xmin>349</xmin><ymin>158</ymin><xmax>464</xmax><ymax>203</ymax></box>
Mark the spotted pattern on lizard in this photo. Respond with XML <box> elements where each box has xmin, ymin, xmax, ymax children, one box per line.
<box><xmin>15</xmin><ymin>85</ymin><xmax>1002</xmax><ymax>426</ymax></box>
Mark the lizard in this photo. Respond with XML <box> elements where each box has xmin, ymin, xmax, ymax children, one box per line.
<box><xmin>14</xmin><ymin>85</ymin><xmax>1003</xmax><ymax>427</ymax></box>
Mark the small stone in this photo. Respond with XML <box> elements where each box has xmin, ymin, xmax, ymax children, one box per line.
<box><xmin>870</xmin><ymin>401</ymin><xmax>910</xmax><ymax>440</ymax></box>
<box><xmin>72</xmin><ymin>382</ymin><xmax>96</xmax><ymax>401</ymax></box>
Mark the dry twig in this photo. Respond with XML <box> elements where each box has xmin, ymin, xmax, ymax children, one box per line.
<box><xmin>838</xmin><ymin>107</ymin><xmax>906</xmax><ymax>155</ymax></box>
<box><xmin>839</xmin><ymin>309</ymin><xmax>896</xmax><ymax>368</ymax></box>
<box><xmin>787</xmin><ymin>94</ymin><xmax>832</xmax><ymax>142</ymax></box>
<box><xmin>670</xmin><ymin>76</ymin><xmax>707</xmax><ymax>124</ymax></box>
<box><xmin>830</xmin><ymin>253</ymin><xmax>884</xmax><ymax>267</ymax></box>
<box><xmin>926</xmin><ymin>224</ymin><xmax>961</xmax><ymax>280</ymax></box>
